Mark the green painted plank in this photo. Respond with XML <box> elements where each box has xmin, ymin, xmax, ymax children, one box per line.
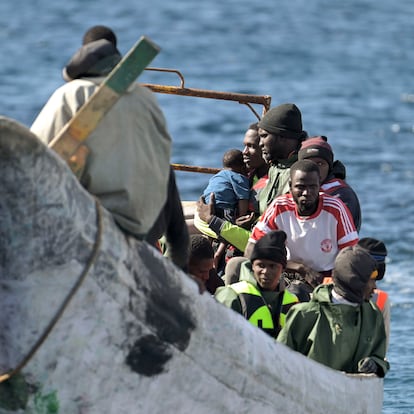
<box><xmin>106</xmin><ymin>37</ymin><xmax>160</xmax><ymax>94</ymax></box>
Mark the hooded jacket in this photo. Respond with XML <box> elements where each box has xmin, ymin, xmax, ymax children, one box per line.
<box><xmin>321</xmin><ymin>174</ymin><xmax>361</xmax><ymax>232</ymax></box>
<box><xmin>277</xmin><ymin>284</ymin><xmax>389</xmax><ymax>377</ymax></box>
<box><xmin>258</xmin><ymin>154</ymin><xmax>298</xmax><ymax>214</ymax></box>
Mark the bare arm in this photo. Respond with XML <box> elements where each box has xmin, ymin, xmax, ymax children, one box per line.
<box><xmin>237</xmin><ymin>199</ymin><xmax>249</xmax><ymax>217</ymax></box>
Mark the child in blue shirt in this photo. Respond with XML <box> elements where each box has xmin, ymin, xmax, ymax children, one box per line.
<box><xmin>203</xmin><ymin>148</ymin><xmax>250</xmax><ymax>221</ymax></box>
<box><xmin>202</xmin><ymin>149</ymin><xmax>250</xmax><ymax>271</ymax></box>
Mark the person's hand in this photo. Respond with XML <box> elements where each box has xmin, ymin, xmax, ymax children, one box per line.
<box><xmin>235</xmin><ymin>212</ymin><xmax>255</xmax><ymax>229</ymax></box>
<box><xmin>285</xmin><ymin>261</ymin><xmax>322</xmax><ymax>288</ymax></box>
<box><xmin>358</xmin><ymin>357</ymin><xmax>378</xmax><ymax>375</ymax></box>
<box><xmin>304</xmin><ymin>267</ymin><xmax>323</xmax><ymax>288</ymax></box>
<box><xmin>196</xmin><ymin>193</ymin><xmax>215</xmax><ymax>223</ymax></box>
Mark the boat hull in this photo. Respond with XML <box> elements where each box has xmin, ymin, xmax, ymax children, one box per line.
<box><xmin>0</xmin><ymin>117</ymin><xmax>383</xmax><ymax>413</ymax></box>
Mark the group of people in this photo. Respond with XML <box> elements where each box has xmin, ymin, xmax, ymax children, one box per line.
<box><xmin>29</xmin><ymin>25</ymin><xmax>389</xmax><ymax>380</ymax></box>
<box><xmin>193</xmin><ymin>103</ymin><xmax>390</xmax><ymax>377</ymax></box>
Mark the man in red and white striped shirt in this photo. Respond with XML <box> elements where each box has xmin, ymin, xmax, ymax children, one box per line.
<box><xmin>245</xmin><ymin>160</ymin><xmax>358</xmax><ymax>286</ymax></box>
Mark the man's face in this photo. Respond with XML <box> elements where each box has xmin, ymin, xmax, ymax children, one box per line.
<box><xmin>308</xmin><ymin>157</ymin><xmax>330</xmax><ymax>182</ymax></box>
<box><xmin>242</xmin><ymin>129</ymin><xmax>266</xmax><ymax>170</ymax></box>
<box><xmin>290</xmin><ymin>169</ymin><xmax>320</xmax><ymax>216</ymax></box>
<box><xmin>258</xmin><ymin>128</ymin><xmax>284</xmax><ymax>163</ymax></box>
<box><xmin>252</xmin><ymin>258</ymin><xmax>284</xmax><ymax>291</ymax></box>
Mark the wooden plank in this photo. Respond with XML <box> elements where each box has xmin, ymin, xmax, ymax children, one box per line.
<box><xmin>48</xmin><ymin>36</ymin><xmax>160</xmax><ymax>176</ymax></box>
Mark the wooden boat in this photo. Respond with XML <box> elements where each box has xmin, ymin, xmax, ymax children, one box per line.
<box><xmin>0</xmin><ymin>76</ymin><xmax>384</xmax><ymax>413</ymax></box>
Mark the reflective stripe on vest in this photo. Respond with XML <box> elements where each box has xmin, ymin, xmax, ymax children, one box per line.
<box><xmin>371</xmin><ymin>289</ymin><xmax>388</xmax><ymax>311</ymax></box>
<box><xmin>230</xmin><ymin>280</ymin><xmax>297</xmax><ymax>337</ymax></box>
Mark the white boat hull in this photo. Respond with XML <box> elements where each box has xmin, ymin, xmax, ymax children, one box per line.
<box><xmin>0</xmin><ymin>117</ymin><xmax>383</xmax><ymax>413</ymax></box>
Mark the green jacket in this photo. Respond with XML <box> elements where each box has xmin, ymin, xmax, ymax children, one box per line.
<box><xmin>258</xmin><ymin>155</ymin><xmax>297</xmax><ymax>214</ymax></box>
<box><xmin>215</xmin><ymin>260</ymin><xmax>298</xmax><ymax>338</ymax></box>
<box><xmin>277</xmin><ymin>284</ymin><xmax>390</xmax><ymax>376</ymax></box>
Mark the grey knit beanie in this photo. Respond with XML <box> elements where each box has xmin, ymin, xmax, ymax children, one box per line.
<box><xmin>333</xmin><ymin>245</ymin><xmax>377</xmax><ymax>304</ymax></box>
<box><xmin>258</xmin><ymin>103</ymin><xmax>303</xmax><ymax>139</ymax></box>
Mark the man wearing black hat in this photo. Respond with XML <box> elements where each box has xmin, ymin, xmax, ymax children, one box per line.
<box><xmin>215</xmin><ymin>230</ymin><xmax>298</xmax><ymax>339</ymax></box>
<box><xmin>31</xmin><ymin>25</ymin><xmax>189</xmax><ymax>270</ymax></box>
<box><xmin>277</xmin><ymin>245</ymin><xmax>389</xmax><ymax>377</ymax></box>
<box><xmin>257</xmin><ymin>103</ymin><xmax>307</xmax><ymax>214</ymax></box>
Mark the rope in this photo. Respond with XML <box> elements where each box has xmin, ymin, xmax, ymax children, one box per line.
<box><xmin>0</xmin><ymin>199</ymin><xmax>103</xmax><ymax>383</ymax></box>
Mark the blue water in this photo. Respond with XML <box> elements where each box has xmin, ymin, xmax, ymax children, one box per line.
<box><xmin>1</xmin><ymin>0</ymin><xmax>413</xmax><ymax>412</ymax></box>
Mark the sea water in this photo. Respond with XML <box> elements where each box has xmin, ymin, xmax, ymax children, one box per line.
<box><xmin>0</xmin><ymin>0</ymin><xmax>413</xmax><ymax>412</ymax></box>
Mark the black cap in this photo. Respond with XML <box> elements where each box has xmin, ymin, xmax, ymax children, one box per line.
<box><xmin>258</xmin><ymin>103</ymin><xmax>304</xmax><ymax>139</ymax></box>
<box><xmin>358</xmin><ymin>237</ymin><xmax>387</xmax><ymax>280</ymax></box>
<box><xmin>250</xmin><ymin>230</ymin><xmax>287</xmax><ymax>267</ymax></box>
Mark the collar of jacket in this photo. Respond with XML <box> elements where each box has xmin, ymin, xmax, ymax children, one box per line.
<box><xmin>271</xmin><ymin>152</ymin><xmax>298</xmax><ymax>169</ymax></box>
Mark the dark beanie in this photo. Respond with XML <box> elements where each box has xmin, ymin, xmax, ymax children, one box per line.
<box><xmin>298</xmin><ymin>136</ymin><xmax>334</xmax><ymax>170</ymax></box>
<box><xmin>358</xmin><ymin>238</ymin><xmax>387</xmax><ymax>280</ymax></box>
<box><xmin>250</xmin><ymin>230</ymin><xmax>287</xmax><ymax>267</ymax></box>
<box><xmin>63</xmin><ymin>39</ymin><xmax>122</xmax><ymax>81</ymax></box>
<box><xmin>83</xmin><ymin>25</ymin><xmax>117</xmax><ymax>47</ymax></box>
<box><xmin>258</xmin><ymin>103</ymin><xmax>303</xmax><ymax>139</ymax></box>
<box><xmin>332</xmin><ymin>245</ymin><xmax>377</xmax><ymax>304</ymax></box>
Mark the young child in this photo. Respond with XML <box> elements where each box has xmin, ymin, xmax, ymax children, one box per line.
<box><xmin>187</xmin><ymin>234</ymin><xmax>224</xmax><ymax>295</ymax></box>
<box><xmin>202</xmin><ymin>148</ymin><xmax>250</xmax><ymax>272</ymax></box>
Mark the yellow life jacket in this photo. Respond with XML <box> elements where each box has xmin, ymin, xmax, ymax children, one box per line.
<box><xmin>230</xmin><ymin>280</ymin><xmax>298</xmax><ymax>338</ymax></box>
